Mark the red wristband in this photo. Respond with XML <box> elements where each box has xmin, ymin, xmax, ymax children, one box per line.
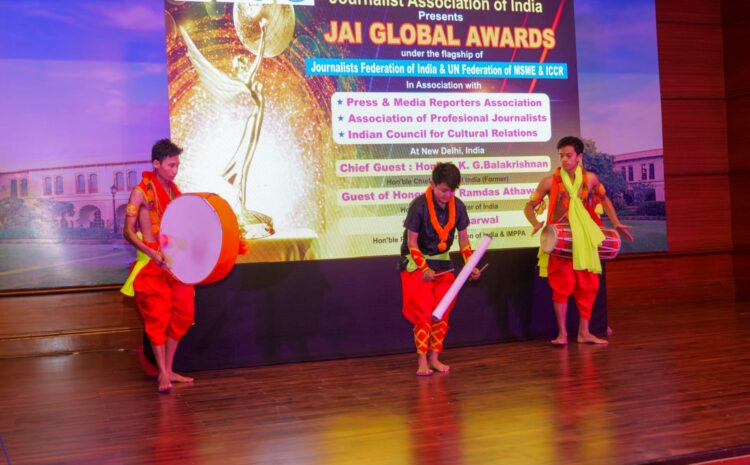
<box><xmin>410</xmin><ymin>248</ymin><xmax>429</xmax><ymax>272</ymax></box>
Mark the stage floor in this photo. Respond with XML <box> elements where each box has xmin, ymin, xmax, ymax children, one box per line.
<box><xmin>1</xmin><ymin>301</ymin><xmax>750</xmax><ymax>465</ymax></box>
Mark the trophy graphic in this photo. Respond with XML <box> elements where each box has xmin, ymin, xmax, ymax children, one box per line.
<box><xmin>178</xmin><ymin>4</ymin><xmax>295</xmax><ymax>238</ymax></box>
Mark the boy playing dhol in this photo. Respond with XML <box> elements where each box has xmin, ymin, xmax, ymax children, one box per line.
<box><xmin>122</xmin><ymin>139</ymin><xmax>195</xmax><ymax>393</ymax></box>
<box><xmin>400</xmin><ymin>162</ymin><xmax>481</xmax><ymax>376</ymax></box>
<box><xmin>524</xmin><ymin>136</ymin><xmax>633</xmax><ymax>346</ymax></box>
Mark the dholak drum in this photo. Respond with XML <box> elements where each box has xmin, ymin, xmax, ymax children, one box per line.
<box><xmin>540</xmin><ymin>223</ymin><xmax>621</xmax><ymax>261</ymax></box>
<box><xmin>160</xmin><ymin>193</ymin><xmax>239</xmax><ymax>285</ymax></box>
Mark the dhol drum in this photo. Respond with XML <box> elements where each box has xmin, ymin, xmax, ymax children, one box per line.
<box><xmin>540</xmin><ymin>223</ymin><xmax>621</xmax><ymax>261</ymax></box>
<box><xmin>160</xmin><ymin>193</ymin><xmax>240</xmax><ymax>285</ymax></box>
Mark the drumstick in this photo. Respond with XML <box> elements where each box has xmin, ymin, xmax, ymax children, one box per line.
<box><xmin>434</xmin><ymin>268</ymin><xmax>455</xmax><ymax>277</ymax></box>
<box><xmin>478</xmin><ymin>263</ymin><xmax>489</xmax><ymax>273</ymax></box>
<box><xmin>432</xmin><ymin>236</ymin><xmax>493</xmax><ymax>321</ymax></box>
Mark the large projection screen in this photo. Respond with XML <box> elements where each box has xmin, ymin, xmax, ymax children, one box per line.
<box><xmin>0</xmin><ymin>0</ymin><xmax>665</xmax><ymax>291</ymax></box>
<box><xmin>166</xmin><ymin>0</ymin><xmax>583</xmax><ymax>262</ymax></box>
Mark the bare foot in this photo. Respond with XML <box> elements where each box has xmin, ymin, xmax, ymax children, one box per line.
<box><xmin>606</xmin><ymin>326</ymin><xmax>613</xmax><ymax>337</ymax></box>
<box><xmin>169</xmin><ymin>372</ymin><xmax>194</xmax><ymax>383</ymax></box>
<box><xmin>157</xmin><ymin>376</ymin><xmax>173</xmax><ymax>393</ymax></box>
<box><xmin>428</xmin><ymin>353</ymin><xmax>450</xmax><ymax>373</ymax></box>
<box><xmin>429</xmin><ymin>359</ymin><xmax>450</xmax><ymax>373</ymax></box>
<box><xmin>578</xmin><ymin>333</ymin><xmax>609</xmax><ymax>344</ymax></box>
<box><xmin>551</xmin><ymin>335</ymin><xmax>568</xmax><ymax>346</ymax></box>
<box><xmin>416</xmin><ymin>355</ymin><xmax>432</xmax><ymax>376</ymax></box>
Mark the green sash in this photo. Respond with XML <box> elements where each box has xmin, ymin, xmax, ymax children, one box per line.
<box><xmin>404</xmin><ymin>251</ymin><xmax>451</xmax><ymax>272</ymax></box>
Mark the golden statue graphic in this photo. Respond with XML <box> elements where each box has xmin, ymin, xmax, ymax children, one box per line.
<box><xmin>178</xmin><ymin>4</ymin><xmax>295</xmax><ymax>238</ymax></box>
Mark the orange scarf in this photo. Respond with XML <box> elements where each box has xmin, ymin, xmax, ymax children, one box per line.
<box><xmin>546</xmin><ymin>166</ymin><xmax>601</xmax><ymax>226</ymax></box>
<box><xmin>425</xmin><ymin>186</ymin><xmax>456</xmax><ymax>252</ymax></box>
<box><xmin>139</xmin><ymin>171</ymin><xmax>181</xmax><ymax>236</ymax></box>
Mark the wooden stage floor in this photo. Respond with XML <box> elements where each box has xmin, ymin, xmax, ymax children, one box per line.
<box><xmin>2</xmin><ymin>300</ymin><xmax>750</xmax><ymax>465</ymax></box>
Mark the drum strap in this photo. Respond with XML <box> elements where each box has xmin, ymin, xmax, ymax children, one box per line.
<box><xmin>546</xmin><ymin>173</ymin><xmax>559</xmax><ymax>225</ymax></box>
<box><xmin>539</xmin><ymin>175</ymin><xmax>560</xmax><ymax>277</ymax></box>
<box><xmin>137</xmin><ymin>172</ymin><xmax>182</xmax><ymax>236</ymax></box>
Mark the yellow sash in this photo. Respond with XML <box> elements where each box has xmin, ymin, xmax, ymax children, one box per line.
<box><xmin>120</xmin><ymin>233</ymin><xmax>151</xmax><ymax>297</ymax></box>
<box><xmin>538</xmin><ymin>164</ymin><xmax>605</xmax><ymax>276</ymax></box>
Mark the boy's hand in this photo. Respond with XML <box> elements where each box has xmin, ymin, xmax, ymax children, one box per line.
<box><xmin>469</xmin><ymin>267</ymin><xmax>481</xmax><ymax>281</ymax></box>
<box><xmin>531</xmin><ymin>221</ymin><xmax>545</xmax><ymax>236</ymax></box>
<box><xmin>614</xmin><ymin>223</ymin><xmax>634</xmax><ymax>241</ymax></box>
<box><xmin>421</xmin><ymin>268</ymin><xmax>436</xmax><ymax>282</ymax></box>
<box><xmin>149</xmin><ymin>250</ymin><xmax>168</xmax><ymax>268</ymax></box>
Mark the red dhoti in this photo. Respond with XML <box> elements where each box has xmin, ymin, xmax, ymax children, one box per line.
<box><xmin>547</xmin><ymin>254</ymin><xmax>599</xmax><ymax>320</ymax></box>
<box><xmin>401</xmin><ymin>270</ymin><xmax>455</xmax><ymax>354</ymax></box>
<box><xmin>133</xmin><ymin>241</ymin><xmax>195</xmax><ymax>346</ymax></box>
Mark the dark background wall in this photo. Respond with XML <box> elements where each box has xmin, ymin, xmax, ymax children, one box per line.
<box><xmin>606</xmin><ymin>0</ymin><xmax>748</xmax><ymax>306</ymax></box>
<box><xmin>723</xmin><ymin>1</ymin><xmax>750</xmax><ymax>299</ymax></box>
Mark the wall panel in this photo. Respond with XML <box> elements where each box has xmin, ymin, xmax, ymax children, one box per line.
<box><xmin>656</xmin><ymin>22</ymin><xmax>724</xmax><ymax>99</ymax></box>
<box><xmin>656</xmin><ymin>0</ymin><xmax>722</xmax><ymax>24</ymax></box>
<box><xmin>661</xmin><ymin>100</ymin><xmax>728</xmax><ymax>176</ymax></box>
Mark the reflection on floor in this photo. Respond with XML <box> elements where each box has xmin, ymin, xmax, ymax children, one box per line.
<box><xmin>1</xmin><ymin>300</ymin><xmax>749</xmax><ymax>464</ymax></box>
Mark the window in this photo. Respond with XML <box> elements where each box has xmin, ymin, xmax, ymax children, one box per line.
<box><xmin>89</xmin><ymin>209</ymin><xmax>104</xmax><ymax>228</ymax></box>
<box><xmin>89</xmin><ymin>174</ymin><xmax>98</xmax><ymax>193</ymax></box>
<box><xmin>44</xmin><ymin>177</ymin><xmax>52</xmax><ymax>195</ymax></box>
<box><xmin>10</xmin><ymin>180</ymin><xmax>17</xmax><ymax>198</ymax></box>
<box><xmin>115</xmin><ymin>172</ymin><xmax>125</xmax><ymax>191</ymax></box>
<box><xmin>127</xmin><ymin>171</ymin><xmax>137</xmax><ymax>190</ymax></box>
<box><xmin>20</xmin><ymin>178</ymin><xmax>28</xmax><ymax>196</ymax></box>
<box><xmin>55</xmin><ymin>176</ymin><xmax>64</xmax><ymax>195</ymax></box>
<box><xmin>641</xmin><ymin>164</ymin><xmax>648</xmax><ymax>181</ymax></box>
<box><xmin>628</xmin><ymin>166</ymin><xmax>634</xmax><ymax>182</ymax></box>
<box><xmin>76</xmin><ymin>174</ymin><xmax>86</xmax><ymax>194</ymax></box>
<box><xmin>621</xmin><ymin>167</ymin><xmax>626</xmax><ymax>180</ymax></box>
<box><xmin>649</xmin><ymin>163</ymin><xmax>655</xmax><ymax>180</ymax></box>
<box><xmin>92</xmin><ymin>210</ymin><xmax>104</xmax><ymax>228</ymax></box>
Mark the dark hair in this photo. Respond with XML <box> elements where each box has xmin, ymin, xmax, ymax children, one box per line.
<box><xmin>151</xmin><ymin>139</ymin><xmax>183</xmax><ymax>163</ymax></box>
<box><xmin>431</xmin><ymin>162</ymin><xmax>461</xmax><ymax>190</ymax></box>
<box><xmin>556</xmin><ymin>136</ymin><xmax>584</xmax><ymax>155</ymax></box>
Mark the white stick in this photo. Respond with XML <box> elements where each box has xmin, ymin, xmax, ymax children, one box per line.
<box><xmin>433</xmin><ymin>268</ymin><xmax>455</xmax><ymax>277</ymax></box>
<box><xmin>432</xmin><ymin>235</ymin><xmax>493</xmax><ymax>321</ymax></box>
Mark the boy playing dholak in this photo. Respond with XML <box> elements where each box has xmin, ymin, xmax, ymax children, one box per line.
<box><xmin>524</xmin><ymin>136</ymin><xmax>633</xmax><ymax>346</ymax></box>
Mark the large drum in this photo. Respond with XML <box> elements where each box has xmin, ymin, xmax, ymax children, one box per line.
<box><xmin>540</xmin><ymin>223</ymin><xmax>621</xmax><ymax>261</ymax></box>
<box><xmin>160</xmin><ymin>193</ymin><xmax>240</xmax><ymax>285</ymax></box>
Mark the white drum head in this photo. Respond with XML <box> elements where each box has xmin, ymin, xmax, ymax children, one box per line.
<box><xmin>539</xmin><ymin>224</ymin><xmax>558</xmax><ymax>254</ymax></box>
<box><xmin>161</xmin><ymin>195</ymin><xmax>223</xmax><ymax>284</ymax></box>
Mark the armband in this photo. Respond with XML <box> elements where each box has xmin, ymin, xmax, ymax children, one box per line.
<box><xmin>596</xmin><ymin>184</ymin><xmax>607</xmax><ymax>197</ymax></box>
<box><xmin>460</xmin><ymin>245</ymin><xmax>473</xmax><ymax>264</ymax></box>
<box><xmin>125</xmin><ymin>203</ymin><xmax>138</xmax><ymax>217</ymax></box>
<box><xmin>528</xmin><ymin>191</ymin><xmax>546</xmax><ymax>215</ymax></box>
<box><xmin>409</xmin><ymin>248</ymin><xmax>429</xmax><ymax>272</ymax></box>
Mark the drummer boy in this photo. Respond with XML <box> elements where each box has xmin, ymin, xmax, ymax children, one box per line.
<box><xmin>122</xmin><ymin>139</ymin><xmax>196</xmax><ymax>393</ymax></box>
<box><xmin>523</xmin><ymin>136</ymin><xmax>633</xmax><ymax>346</ymax></box>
